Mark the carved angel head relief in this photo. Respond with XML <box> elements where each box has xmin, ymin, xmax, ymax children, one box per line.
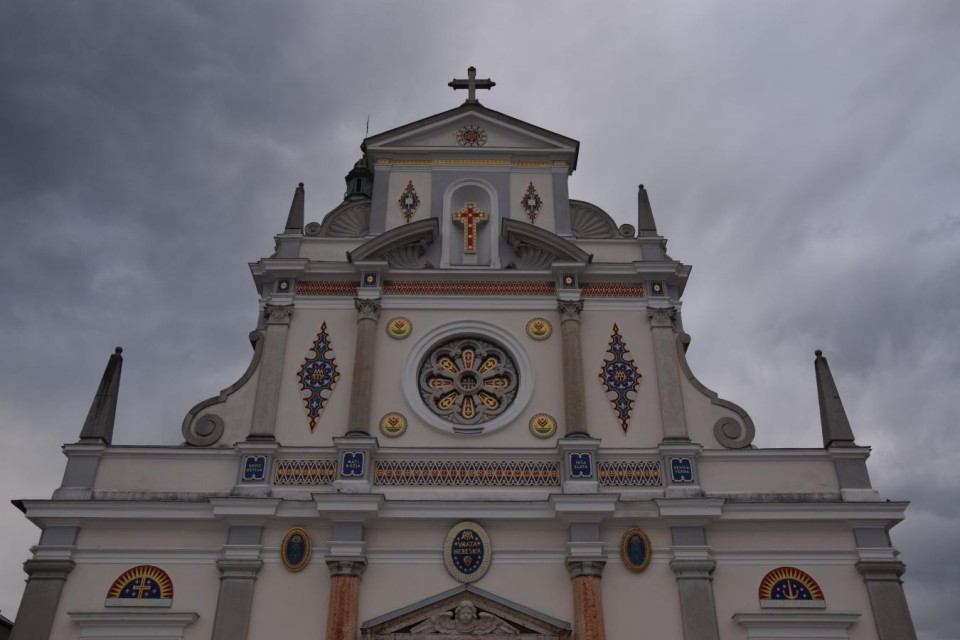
<box><xmin>410</xmin><ymin>600</ymin><xmax>519</xmax><ymax>635</ymax></box>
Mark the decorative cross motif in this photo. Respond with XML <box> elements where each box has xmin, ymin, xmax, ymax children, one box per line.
<box><xmin>452</xmin><ymin>202</ymin><xmax>488</xmax><ymax>254</ymax></box>
<box><xmin>448</xmin><ymin>66</ymin><xmax>496</xmax><ymax>103</ymax></box>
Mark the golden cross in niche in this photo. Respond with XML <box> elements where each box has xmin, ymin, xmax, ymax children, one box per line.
<box><xmin>452</xmin><ymin>202</ymin><xmax>488</xmax><ymax>254</ymax></box>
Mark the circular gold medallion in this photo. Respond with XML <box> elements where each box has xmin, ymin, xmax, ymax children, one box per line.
<box><xmin>379</xmin><ymin>412</ymin><xmax>408</xmax><ymax>438</ymax></box>
<box><xmin>525</xmin><ymin>317</ymin><xmax>552</xmax><ymax>340</ymax></box>
<box><xmin>529</xmin><ymin>413</ymin><xmax>558</xmax><ymax>438</ymax></box>
<box><xmin>386</xmin><ymin>317</ymin><xmax>412</xmax><ymax>340</ymax></box>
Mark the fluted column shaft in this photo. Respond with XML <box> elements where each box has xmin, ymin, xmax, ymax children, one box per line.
<box><xmin>648</xmin><ymin>307</ymin><xmax>688</xmax><ymax>441</ymax></box>
<box><xmin>566</xmin><ymin>560</ymin><xmax>606</xmax><ymax>640</ymax></box>
<box><xmin>346</xmin><ymin>298</ymin><xmax>381</xmax><ymax>434</ymax></box>
<box><xmin>558</xmin><ymin>300</ymin><xmax>587</xmax><ymax>436</ymax></box>
<box><xmin>325</xmin><ymin>560</ymin><xmax>366</xmax><ymax>640</ymax></box>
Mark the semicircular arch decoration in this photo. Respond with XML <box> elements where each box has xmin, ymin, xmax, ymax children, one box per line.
<box><xmin>105</xmin><ymin>565</ymin><xmax>174</xmax><ymax>607</ymax></box>
<box><xmin>759</xmin><ymin>566</ymin><xmax>825</xmax><ymax>608</ymax></box>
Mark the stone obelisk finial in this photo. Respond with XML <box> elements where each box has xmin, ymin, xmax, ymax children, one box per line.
<box><xmin>78</xmin><ymin>347</ymin><xmax>124</xmax><ymax>445</ymax></box>
<box><xmin>814</xmin><ymin>349</ymin><xmax>857</xmax><ymax>448</ymax></box>
<box><xmin>284</xmin><ymin>182</ymin><xmax>305</xmax><ymax>233</ymax></box>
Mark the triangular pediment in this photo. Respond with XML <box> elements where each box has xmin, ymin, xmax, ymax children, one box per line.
<box><xmin>366</xmin><ymin>104</ymin><xmax>579</xmax><ymax>166</ymax></box>
<box><xmin>361</xmin><ymin>584</ymin><xmax>571</xmax><ymax>639</ymax></box>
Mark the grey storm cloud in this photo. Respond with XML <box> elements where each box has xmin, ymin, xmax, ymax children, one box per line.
<box><xmin>1</xmin><ymin>1</ymin><xmax>958</xmax><ymax>638</ymax></box>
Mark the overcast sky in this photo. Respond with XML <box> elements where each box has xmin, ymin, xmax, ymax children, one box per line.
<box><xmin>1</xmin><ymin>1</ymin><xmax>958</xmax><ymax>637</ymax></box>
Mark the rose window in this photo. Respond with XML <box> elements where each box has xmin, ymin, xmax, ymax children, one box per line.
<box><xmin>418</xmin><ymin>337</ymin><xmax>519</xmax><ymax>425</ymax></box>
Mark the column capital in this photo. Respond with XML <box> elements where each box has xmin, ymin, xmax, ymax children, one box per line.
<box><xmin>216</xmin><ymin>558</ymin><xmax>263</xmax><ymax>580</ymax></box>
<box><xmin>648</xmin><ymin>306</ymin><xmax>677</xmax><ymax>328</ymax></box>
<box><xmin>264</xmin><ymin>303</ymin><xmax>294</xmax><ymax>326</ymax></box>
<box><xmin>354</xmin><ymin>297</ymin><xmax>382</xmax><ymax>322</ymax></box>
<box><xmin>557</xmin><ymin>299</ymin><xmax>584</xmax><ymax>323</ymax></box>
<box><xmin>856</xmin><ymin>560</ymin><xmax>906</xmax><ymax>581</ymax></box>
<box><xmin>670</xmin><ymin>557</ymin><xmax>717</xmax><ymax>580</ymax></box>
<box><xmin>326</xmin><ymin>557</ymin><xmax>367</xmax><ymax>578</ymax></box>
<box><xmin>23</xmin><ymin>558</ymin><xmax>75</xmax><ymax>579</ymax></box>
<box><xmin>566</xmin><ymin>558</ymin><xmax>606</xmax><ymax>578</ymax></box>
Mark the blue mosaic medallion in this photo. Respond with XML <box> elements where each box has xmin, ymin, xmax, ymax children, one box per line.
<box><xmin>281</xmin><ymin>527</ymin><xmax>311</xmax><ymax>572</ymax></box>
<box><xmin>599</xmin><ymin>324</ymin><xmax>641</xmax><ymax>433</ymax></box>
<box><xmin>520</xmin><ymin>182</ymin><xmax>543</xmax><ymax>224</ymax></box>
<box><xmin>443</xmin><ymin>521</ymin><xmax>492</xmax><ymax>583</ymax></box>
<box><xmin>569</xmin><ymin>452</ymin><xmax>593</xmax><ymax>478</ymax></box>
<box><xmin>298</xmin><ymin>322</ymin><xmax>340</xmax><ymax>432</ymax></box>
<box><xmin>670</xmin><ymin>458</ymin><xmax>694</xmax><ymax>483</ymax></box>
<box><xmin>242</xmin><ymin>455</ymin><xmax>267</xmax><ymax>482</ymax></box>
<box><xmin>398</xmin><ymin>181</ymin><xmax>421</xmax><ymax>223</ymax></box>
<box><xmin>620</xmin><ymin>528</ymin><xmax>652</xmax><ymax>573</ymax></box>
<box><xmin>341</xmin><ymin>451</ymin><xmax>365</xmax><ymax>478</ymax></box>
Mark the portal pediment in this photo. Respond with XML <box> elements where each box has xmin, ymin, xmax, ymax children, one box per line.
<box><xmin>361</xmin><ymin>585</ymin><xmax>570</xmax><ymax>639</ymax></box>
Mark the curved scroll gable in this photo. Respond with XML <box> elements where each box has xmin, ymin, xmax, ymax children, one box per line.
<box><xmin>501</xmin><ymin>218</ymin><xmax>591</xmax><ymax>270</ymax></box>
<box><xmin>675</xmin><ymin>332</ymin><xmax>756</xmax><ymax>449</ymax></box>
<box><xmin>182</xmin><ymin>330</ymin><xmax>264</xmax><ymax>447</ymax></box>
<box><xmin>569</xmin><ymin>199</ymin><xmax>619</xmax><ymax>238</ymax></box>
<box><xmin>348</xmin><ymin>218</ymin><xmax>439</xmax><ymax>269</ymax></box>
<box><xmin>308</xmin><ymin>200</ymin><xmax>371</xmax><ymax>237</ymax></box>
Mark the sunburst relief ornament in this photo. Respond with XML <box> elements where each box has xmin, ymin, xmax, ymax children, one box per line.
<box><xmin>520</xmin><ymin>182</ymin><xmax>543</xmax><ymax>223</ymax></box>
<box><xmin>398</xmin><ymin>180</ymin><xmax>421</xmax><ymax>223</ymax></box>
<box><xmin>599</xmin><ymin>323</ymin><xmax>640</xmax><ymax>432</ymax></box>
<box><xmin>298</xmin><ymin>322</ymin><xmax>340</xmax><ymax>432</ymax></box>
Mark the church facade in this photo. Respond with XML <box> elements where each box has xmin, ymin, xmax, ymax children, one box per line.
<box><xmin>11</xmin><ymin>69</ymin><xmax>917</xmax><ymax>640</ymax></box>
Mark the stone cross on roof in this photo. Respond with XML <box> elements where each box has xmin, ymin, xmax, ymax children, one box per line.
<box><xmin>448</xmin><ymin>66</ymin><xmax>496</xmax><ymax>103</ymax></box>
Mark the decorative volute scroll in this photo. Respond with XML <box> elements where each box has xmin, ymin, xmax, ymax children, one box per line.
<box><xmin>361</xmin><ymin>585</ymin><xmax>571</xmax><ymax>639</ymax></box>
<box><xmin>348</xmin><ymin>218</ymin><xmax>439</xmax><ymax>269</ymax></box>
<box><xmin>501</xmin><ymin>218</ymin><xmax>591</xmax><ymax>270</ymax></box>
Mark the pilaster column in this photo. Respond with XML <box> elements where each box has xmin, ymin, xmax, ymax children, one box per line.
<box><xmin>324</xmin><ymin>559</ymin><xmax>366</xmax><ymax>640</ymax></box>
<box><xmin>249</xmin><ymin>304</ymin><xmax>294</xmax><ymax>440</ymax></box>
<box><xmin>856</xmin><ymin>560</ymin><xmax>918</xmax><ymax>640</ymax></box>
<box><xmin>346</xmin><ymin>297</ymin><xmax>381</xmax><ymax>435</ymax></box>
<box><xmin>211</xmin><ymin>526</ymin><xmax>263</xmax><ymax>640</ymax></box>
<box><xmin>565</xmin><ymin>559</ymin><xmax>607</xmax><ymax>640</ymax></box>
<box><xmin>648</xmin><ymin>307</ymin><xmax>688</xmax><ymax>441</ymax></box>
<box><xmin>670</xmin><ymin>558</ymin><xmax>720</xmax><ymax>640</ymax></box>
<box><xmin>9</xmin><ymin>559</ymin><xmax>75</xmax><ymax>640</ymax></box>
<box><xmin>557</xmin><ymin>300</ymin><xmax>588</xmax><ymax>436</ymax></box>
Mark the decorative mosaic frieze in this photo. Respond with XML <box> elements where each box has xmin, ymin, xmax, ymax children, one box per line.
<box><xmin>599</xmin><ymin>324</ymin><xmax>641</xmax><ymax>433</ymax></box>
<box><xmin>297</xmin><ymin>323</ymin><xmax>340</xmax><ymax>432</ymax></box>
<box><xmin>374</xmin><ymin>459</ymin><xmax>560</xmax><ymax>487</ymax></box>
<box><xmin>581</xmin><ymin>282</ymin><xmax>646</xmax><ymax>297</ymax></box>
<box><xmin>274</xmin><ymin>459</ymin><xmax>337</xmax><ymax>485</ymax></box>
<box><xmin>520</xmin><ymin>182</ymin><xmax>543</xmax><ymax>224</ymax></box>
<box><xmin>295</xmin><ymin>281</ymin><xmax>359</xmax><ymax>296</ymax></box>
<box><xmin>598</xmin><ymin>460</ymin><xmax>662</xmax><ymax>486</ymax></box>
<box><xmin>382</xmin><ymin>280</ymin><xmax>555</xmax><ymax>296</ymax></box>
<box><xmin>398</xmin><ymin>180</ymin><xmax>421</xmax><ymax>223</ymax></box>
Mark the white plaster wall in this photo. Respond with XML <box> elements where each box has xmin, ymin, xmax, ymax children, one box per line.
<box><xmin>50</xmin><ymin>562</ymin><xmax>219</xmax><ymax>640</ymax></box>
<box><xmin>601</xmin><ymin>561</ymin><xmax>685</xmax><ymax>638</ymax></box>
<box><xmin>76</xmin><ymin>523</ymin><xmax>226</xmax><ymax>549</ymax></box>
<box><xmin>579</xmin><ymin>309</ymin><xmax>664</xmax><ymax>446</ymax></box>
<box><xmin>574</xmin><ymin>240</ymin><xmax>645</xmax><ymax>262</ymax></box>
<box><xmin>94</xmin><ymin>455</ymin><xmax>237</xmax><ymax>493</ymax></box>
<box><xmin>509</xmin><ymin>171</ymin><xmax>555</xmax><ymax>231</ymax></box>
<box><xmin>384</xmin><ymin>169</ymin><xmax>433</xmax><ymax>232</ymax></box>
<box><xmin>299</xmin><ymin>238</ymin><xmax>363</xmax><ymax>261</ymax></box>
<box><xmin>206</xmin><ymin>364</ymin><xmax>259</xmax><ymax>446</ymax></box>
<box><xmin>713</xmin><ymin>564</ymin><xmax>879</xmax><ymax>640</ymax></box>
<box><xmin>699</xmin><ymin>459</ymin><xmax>840</xmax><ymax>494</ymax></box>
<box><xmin>274</xmin><ymin>308</ymin><xmax>359</xmax><ymax>446</ymax></box>
<box><xmin>709</xmin><ymin>525</ymin><xmax>854</xmax><ymax>551</ymax></box>
<box><xmin>248</xmin><ymin>561</ymin><xmax>330</xmax><ymax>638</ymax></box>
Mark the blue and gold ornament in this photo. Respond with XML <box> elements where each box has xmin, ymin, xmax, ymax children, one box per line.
<box><xmin>599</xmin><ymin>324</ymin><xmax>641</xmax><ymax>433</ymax></box>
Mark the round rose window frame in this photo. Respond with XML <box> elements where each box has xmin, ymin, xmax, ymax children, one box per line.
<box><xmin>403</xmin><ymin>321</ymin><xmax>534</xmax><ymax>436</ymax></box>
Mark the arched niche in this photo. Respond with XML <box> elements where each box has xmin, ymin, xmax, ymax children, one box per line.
<box><xmin>442</xmin><ymin>179</ymin><xmax>500</xmax><ymax>268</ymax></box>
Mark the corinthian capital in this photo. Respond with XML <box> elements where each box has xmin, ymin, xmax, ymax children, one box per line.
<box><xmin>647</xmin><ymin>306</ymin><xmax>676</xmax><ymax>329</ymax></box>
<box><xmin>557</xmin><ymin>299</ymin><xmax>584</xmax><ymax>323</ymax></box>
<box><xmin>355</xmin><ymin>297</ymin><xmax>382</xmax><ymax>322</ymax></box>
<box><xmin>264</xmin><ymin>304</ymin><xmax>294</xmax><ymax>326</ymax></box>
